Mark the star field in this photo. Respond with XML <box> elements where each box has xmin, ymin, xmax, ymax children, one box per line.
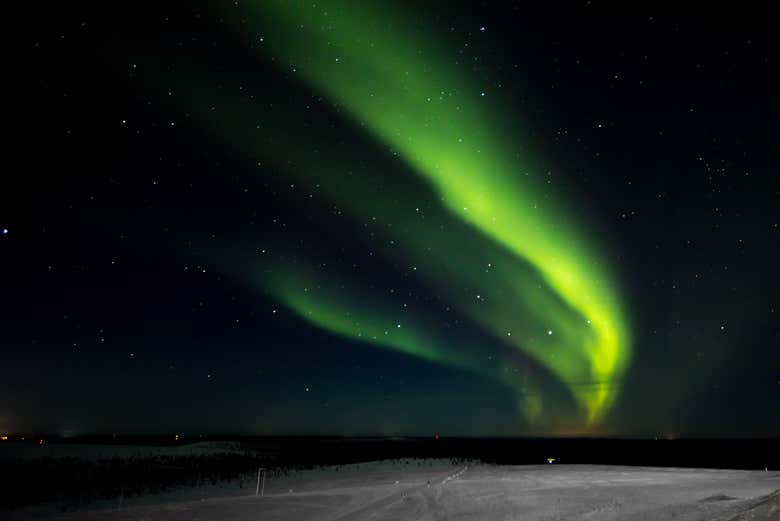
<box><xmin>2</xmin><ymin>4</ymin><xmax>779</xmax><ymax>437</ymax></box>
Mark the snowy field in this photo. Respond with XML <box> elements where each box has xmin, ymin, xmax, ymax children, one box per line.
<box><xmin>8</xmin><ymin>463</ymin><xmax>778</xmax><ymax>520</ymax></box>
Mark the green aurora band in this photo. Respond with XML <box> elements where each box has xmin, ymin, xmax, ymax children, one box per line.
<box><xmin>231</xmin><ymin>0</ymin><xmax>631</xmax><ymax>427</ymax></box>
<box><xmin>123</xmin><ymin>0</ymin><xmax>631</xmax><ymax>431</ymax></box>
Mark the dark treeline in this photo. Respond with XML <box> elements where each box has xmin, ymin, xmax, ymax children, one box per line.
<box><xmin>212</xmin><ymin>436</ymin><xmax>779</xmax><ymax>470</ymax></box>
<box><xmin>0</xmin><ymin>451</ymin><xmax>270</xmax><ymax>511</ymax></box>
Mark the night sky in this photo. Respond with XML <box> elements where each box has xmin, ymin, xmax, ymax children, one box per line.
<box><xmin>3</xmin><ymin>3</ymin><xmax>779</xmax><ymax>438</ymax></box>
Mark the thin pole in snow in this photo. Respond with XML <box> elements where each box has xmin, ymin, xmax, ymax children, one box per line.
<box><xmin>256</xmin><ymin>468</ymin><xmax>266</xmax><ymax>497</ymax></box>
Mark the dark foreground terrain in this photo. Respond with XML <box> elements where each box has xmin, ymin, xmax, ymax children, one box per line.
<box><xmin>2</xmin><ymin>437</ymin><xmax>778</xmax><ymax>519</ymax></box>
<box><xmin>21</xmin><ymin>464</ymin><xmax>780</xmax><ymax>521</ymax></box>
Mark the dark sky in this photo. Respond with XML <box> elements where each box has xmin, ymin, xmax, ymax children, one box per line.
<box><xmin>3</xmin><ymin>3</ymin><xmax>778</xmax><ymax>438</ymax></box>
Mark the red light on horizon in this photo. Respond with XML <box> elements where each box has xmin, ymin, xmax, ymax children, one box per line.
<box><xmin>434</xmin><ymin>434</ymin><xmax>439</xmax><ymax>440</ymax></box>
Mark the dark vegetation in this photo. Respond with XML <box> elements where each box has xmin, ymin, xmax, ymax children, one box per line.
<box><xmin>0</xmin><ymin>450</ymin><xmax>267</xmax><ymax>512</ymax></box>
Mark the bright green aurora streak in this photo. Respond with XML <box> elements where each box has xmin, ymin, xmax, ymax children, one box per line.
<box><xmin>135</xmin><ymin>0</ymin><xmax>631</xmax><ymax>431</ymax></box>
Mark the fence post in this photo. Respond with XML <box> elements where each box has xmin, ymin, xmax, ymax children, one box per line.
<box><xmin>256</xmin><ymin>467</ymin><xmax>266</xmax><ymax>497</ymax></box>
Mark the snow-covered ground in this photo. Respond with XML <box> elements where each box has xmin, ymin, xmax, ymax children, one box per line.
<box><xmin>8</xmin><ymin>463</ymin><xmax>779</xmax><ymax>520</ymax></box>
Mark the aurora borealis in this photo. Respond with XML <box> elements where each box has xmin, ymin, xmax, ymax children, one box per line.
<box><xmin>2</xmin><ymin>4</ymin><xmax>779</xmax><ymax>438</ymax></box>
<box><xmin>222</xmin><ymin>0</ymin><xmax>631</xmax><ymax>426</ymax></box>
